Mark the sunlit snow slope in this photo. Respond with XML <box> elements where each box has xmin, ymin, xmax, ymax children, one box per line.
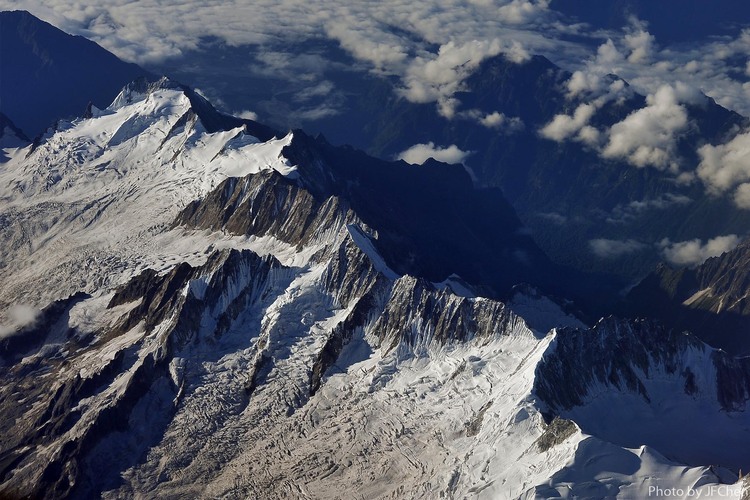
<box><xmin>0</xmin><ymin>79</ymin><xmax>749</xmax><ymax>500</ymax></box>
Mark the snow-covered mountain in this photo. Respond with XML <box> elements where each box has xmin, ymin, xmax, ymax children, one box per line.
<box><xmin>0</xmin><ymin>10</ymin><xmax>153</xmax><ymax>139</ymax></box>
<box><xmin>1</xmin><ymin>79</ymin><xmax>749</xmax><ymax>500</ymax></box>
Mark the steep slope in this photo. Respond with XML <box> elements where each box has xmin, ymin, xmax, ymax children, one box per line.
<box><xmin>0</xmin><ymin>10</ymin><xmax>152</xmax><ymax>138</ymax></box>
<box><xmin>624</xmin><ymin>240</ymin><xmax>750</xmax><ymax>355</ymax></box>
<box><xmin>0</xmin><ymin>112</ymin><xmax>30</xmax><ymax>162</ymax></box>
<box><xmin>535</xmin><ymin>318</ymin><xmax>750</xmax><ymax>471</ymax></box>
<box><xmin>0</xmin><ymin>112</ymin><xmax>29</xmax><ymax>145</ymax></box>
<box><xmin>1</xmin><ymin>79</ymin><xmax>749</xmax><ymax>499</ymax></box>
<box><xmin>179</xmin><ymin>129</ymin><xmax>567</xmax><ymax>300</ymax></box>
<box><xmin>0</xmin><ymin>76</ymin><xmax>566</xmax><ymax>313</ymax></box>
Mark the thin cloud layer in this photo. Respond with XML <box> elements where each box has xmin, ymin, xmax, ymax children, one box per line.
<box><xmin>604</xmin><ymin>193</ymin><xmax>691</xmax><ymax>224</ymax></box>
<box><xmin>589</xmin><ymin>238</ymin><xmax>647</xmax><ymax>259</ymax></box>
<box><xmin>2</xmin><ymin>0</ymin><xmax>562</xmax><ymax>115</ymax></box>
<box><xmin>0</xmin><ymin>304</ymin><xmax>38</xmax><ymax>339</ymax></box>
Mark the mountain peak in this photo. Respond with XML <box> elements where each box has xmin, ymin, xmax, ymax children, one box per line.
<box><xmin>0</xmin><ymin>10</ymin><xmax>153</xmax><ymax>138</ymax></box>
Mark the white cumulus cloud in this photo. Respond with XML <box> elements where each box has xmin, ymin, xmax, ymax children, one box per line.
<box><xmin>497</xmin><ymin>0</ymin><xmax>550</xmax><ymax>25</ymax></box>
<box><xmin>6</xmin><ymin>1</ymin><xmax>750</xmax><ymax>120</ymax></box>
<box><xmin>400</xmin><ymin>38</ymin><xmax>522</xmax><ymax>117</ymax></box>
<box><xmin>602</xmin><ymin>85</ymin><xmax>688</xmax><ymax>170</ymax></box>
<box><xmin>459</xmin><ymin>110</ymin><xmax>524</xmax><ymax>131</ymax></box>
<box><xmin>697</xmin><ymin>130</ymin><xmax>750</xmax><ymax>208</ymax></box>
<box><xmin>623</xmin><ymin>18</ymin><xmax>655</xmax><ymax>64</ymax></box>
<box><xmin>539</xmin><ymin>103</ymin><xmax>599</xmax><ymax>145</ymax></box>
<box><xmin>397</xmin><ymin>142</ymin><xmax>472</xmax><ymax>165</ymax></box>
<box><xmin>660</xmin><ymin>234</ymin><xmax>741</xmax><ymax>266</ymax></box>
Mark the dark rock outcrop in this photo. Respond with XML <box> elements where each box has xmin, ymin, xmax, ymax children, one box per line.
<box><xmin>535</xmin><ymin>317</ymin><xmax>750</xmax><ymax>414</ymax></box>
<box><xmin>624</xmin><ymin>240</ymin><xmax>750</xmax><ymax>355</ymax></box>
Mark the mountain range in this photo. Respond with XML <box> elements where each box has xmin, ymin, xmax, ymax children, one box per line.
<box><xmin>1</xmin><ymin>10</ymin><xmax>750</xmax><ymax>500</ymax></box>
<box><xmin>154</xmin><ymin>31</ymin><xmax>750</xmax><ymax>282</ymax></box>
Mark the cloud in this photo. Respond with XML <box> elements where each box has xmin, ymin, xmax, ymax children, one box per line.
<box><xmin>570</xmin><ymin>22</ymin><xmax>750</xmax><ymax>118</ymax></box>
<box><xmin>483</xmin><ymin>112</ymin><xmax>523</xmax><ymax>132</ymax></box>
<box><xmin>589</xmin><ymin>238</ymin><xmax>647</xmax><ymax>259</ymax></box>
<box><xmin>0</xmin><ymin>304</ymin><xmax>39</xmax><ymax>339</ymax></box>
<box><xmin>696</xmin><ymin>130</ymin><xmax>750</xmax><ymax>207</ymax></box>
<box><xmin>537</xmin><ymin>212</ymin><xmax>567</xmax><ymax>224</ymax></box>
<box><xmin>659</xmin><ymin>234</ymin><xmax>741</xmax><ymax>266</ymax></box>
<box><xmin>602</xmin><ymin>85</ymin><xmax>688</xmax><ymax>170</ymax></box>
<box><xmin>293</xmin><ymin>81</ymin><xmax>336</xmax><ymax>102</ymax></box>
<box><xmin>497</xmin><ymin>0</ymin><xmax>550</xmax><ymax>25</ymax></box>
<box><xmin>397</xmin><ymin>142</ymin><xmax>472</xmax><ymax>165</ymax></box>
<box><xmin>400</xmin><ymin>38</ymin><xmax>510</xmax><ymax>117</ymax></box>
<box><xmin>290</xmin><ymin>105</ymin><xmax>341</xmax><ymax>121</ymax></box>
<box><xmin>325</xmin><ymin>21</ymin><xmax>408</xmax><ymax>70</ymax></box>
<box><xmin>539</xmin><ymin>103</ymin><xmax>596</xmax><ymax>143</ymax></box>
<box><xmin>734</xmin><ymin>183</ymin><xmax>750</xmax><ymax>209</ymax></box>
<box><xmin>459</xmin><ymin>109</ymin><xmax>524</xmax><ymax>131</ymax></box>
<box><xmin>566</xmin><ymin>70</ymin><xmax>604</xmax><ymax>98</ymax></box>
<box><xmin>7</xmin><ymin>1</ymin><xmax>750</xmax><ymax>122</ymax></box>
<box><xmin>605</xmin><ymin>193</ymin><xmax>691</xmax><ymax>224</ymax></box>
<box><xmin>623</xmin><ymin>18</ymin><xmax>655</xmax><ymax>64</ymax></box>
<box><xmin>0</xmin><ymin>0</ymin><xmax>575</xmax><ymax>121</ymax></box>
<box><xmin>236</xmin><ymin>110</ymin><xmax>258</xmax><ymax>121</ymax></box>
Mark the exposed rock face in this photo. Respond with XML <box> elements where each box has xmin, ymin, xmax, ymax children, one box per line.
<box><xmin>175</xmin><ymin>127</ymin><xmax>581</xmax><ymax>306</ymax></box>
<box><xmin>372</xmin><ymin>276</ymin><xmax>520</xmax><ymax>351</ymax></box>
<box><xmin>535</xmin><ymin>417</ymin><xmax>578</xmax><ymax>452</ymax></box>
<box><xmin>176</xmin><ymin>170</ymin><xmax>357</xmax><ymax>250</ymax></box>
<box><xmin>535</xmin><ymin>317</ymin><xmax>750</xmax><ymax>413</ymax></box>
<box><xmin>0</xmin><ymin>249</ymin><xmax>286</xmax><ymax>498</ymax></box>
<box><xmin>0</xmin><ymin>218</ymin><xmax>526</xmax><ymax>498</ymax></box>
<box><xmin>625</xmin><ymin>240</ymin><xmax>750</xmax><ymax>355</ymax></box>
<box><xmin>0</xmin><ymin>121</ymin><xmax>556</xmax><ymax>495</ymax></box>
<box><xmin>534</xmin><ymin>317</ymin><xmax>750</xmax><ymax>470</ymax></box>
<box><xmin>0</xmin><ymin>112</ymin><xmax>30</xmax><ymax>145</ymax></box>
